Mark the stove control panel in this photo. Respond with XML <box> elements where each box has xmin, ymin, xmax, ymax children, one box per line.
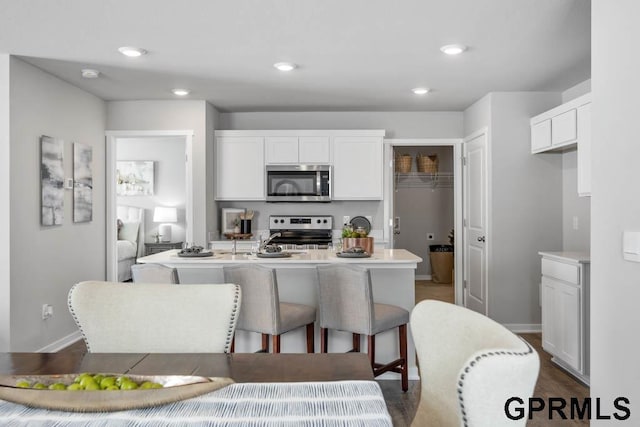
<box><xmin>270</xmin><ymin>215</ymin><xmax>333</xmax><ymax>230</ymax></box>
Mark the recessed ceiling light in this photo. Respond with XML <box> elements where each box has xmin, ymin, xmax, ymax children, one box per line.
<box><xmin>440</xmin><ymin>44</ymin><xmax>467</xmax><ymax>55</ymax></box>
<box><xmin>172</xmin><ymin>88</ymin><xmax>190</xmax><ymax>96</ymax></box>
<box><xmin>118</xmin><ymin>46</ymin><xmax>147</xmax><ymax>57</ymax></box>
<box><xmin>81</xmin><ymin>69</ymin><xmax>100</xmax><ymax>79</ymax></box>
<box><xmin>273</xmin><ymin>62</ymin><xmax>297</xmax><ymax>72</ymax></box>
<box><xmin>412</xmin><ymin>87</ymin><xmax>430</xmax><ymax>95</ymax></box>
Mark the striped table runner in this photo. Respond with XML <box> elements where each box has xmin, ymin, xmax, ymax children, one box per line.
<box><xmin>0</xmin><ymin>380</ymin><xmax>392</xmax><ymax>426</ymax></box>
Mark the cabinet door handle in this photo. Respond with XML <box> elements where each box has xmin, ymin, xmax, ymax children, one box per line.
<box><xmin>477</xmin><ymin>236</ymin><xmax>485</xmax><ymax>242</ymax></box>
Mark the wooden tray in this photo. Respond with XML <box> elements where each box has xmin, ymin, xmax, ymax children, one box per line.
<box><xmin>0</xmin><ymin>374</ymin><xmax>233</xmax><ymax>412</ymax></box>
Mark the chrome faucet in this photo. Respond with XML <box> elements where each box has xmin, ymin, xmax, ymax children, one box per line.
<box><xmin>259</xmin><ymin>232</ymin><xmax>282</xmax><ymax>252</ymax></box>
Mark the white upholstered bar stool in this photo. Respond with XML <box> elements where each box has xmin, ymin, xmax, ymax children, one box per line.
<box><xmin>316</xmin><ymin>264</ymin><xmax>409</xmax><ymax>391</ymax></box>
<box><xmin>223</xmin><ymin>264</ymin><xmax>316</xmax><ymax>353</ymax></box>
<box><xmin>131</xmin><ymin>263</ymin><xmax>179</xmax><ymax>284</ymax></box>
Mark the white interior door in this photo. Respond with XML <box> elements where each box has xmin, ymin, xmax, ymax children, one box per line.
<box><xmin>463</xmin><ymin>130</ymin><xmax>488</xmax><ymax>315</ymax></box>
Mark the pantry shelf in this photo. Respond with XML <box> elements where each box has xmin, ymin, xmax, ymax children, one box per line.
<box><xmin>394</xmin><ymin>172</ymin><xmax>454</xmax><ymax>189</ymax></box>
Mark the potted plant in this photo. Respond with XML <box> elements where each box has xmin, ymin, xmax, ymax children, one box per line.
<box><xmin>341</xmin><ymin>224</ymin><xmax>374</xmax><ymax>254</ymax></box>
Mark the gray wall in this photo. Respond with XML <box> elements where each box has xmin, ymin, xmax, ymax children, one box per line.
<box><xmin>592</xmin><ymin>0</ymin><xmax>640</xmax><ymax>412</ymax></box>
<box><xmin>107</xmin><ymin>101</ymin><xmax>214</xmax><ymax>246</ymax></box>
<box><xmin>464</xmin><ymin>92</ymin><xmax>563</xmax><ymax>326</ymax></box>
<box><xmin>8</xmin><ymin>57</ymin><xmax>106</xmax><ymax>351</ymax></box>
<box><xmin>562</xmin><ymin>79</ymin><xmax>591</xmax><ymax>103</ymax></box>
<box><xmin>117</xmin><ymin>137</ymin><xmax>187</xmax><ymax>243</ymax></box>
<box><xmin>394</xmin><ymin>146</ymin><xmax>454</xmax><ymax>277</ymax></box>
<box><xmin>562</xmin><ymin>150</ymin><xmax>590</xmax><ymax>251</ymax></box>
<box><xmin>219</xmin><ymin>111</ymin><xmax>463</xmax><ymax>138</ymax></box>
<box><xmin>0</xmin><ymin>54</ymin><xmax>10</xmax><ymax>351</ymax></box>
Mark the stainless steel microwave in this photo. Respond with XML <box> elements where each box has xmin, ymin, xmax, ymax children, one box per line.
<box><xmin>266</xmin><ymin>165</ymin><xmax>331</xmax><ymax>202</ymax></box>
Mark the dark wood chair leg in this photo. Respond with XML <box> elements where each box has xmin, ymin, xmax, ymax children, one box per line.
<box><xmin>261</xmin><ymin>333</ymin><xmax>270</xmax><ymax>353</ymax></box>
<box><xmin>367</xmin><ymin>335</ymin><xmax>376</xmax><ymax>370</ymax></box>
<box><xmin>320</xmin><ymin>327</ymin><xmax>328</xmax><ymax>353</ymax></box>
<box><xmin>306</xmin><ymin>323</ymin><xmax>315</xmax><ymax>353</ymax></box>
<box><xmin>230</xmin><ymin>335</ymin><xmax>235</xmax><ymax>353</ymax></box>
<box><xmin>272</xmin><ymin>335</ymin><xmax>281</xmax><ymax>353</ymax></box>
<box><xmin>352</xmin><ymin>333</ymin><xmax>360</xmax><ymax>352</ymax></box>
<box><xmin>399</xmin><ymin>324</ymin><xmax>408</xmax><ymax>392</ymax></box>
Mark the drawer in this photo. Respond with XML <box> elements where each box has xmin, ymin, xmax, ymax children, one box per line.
<box><xmin>542</xmin><ymin>258</ymin><xmax>579</xmax><ymax>285</ymax></box>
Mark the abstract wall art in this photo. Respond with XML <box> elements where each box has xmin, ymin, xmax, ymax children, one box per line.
<box><xmin>40</xmin><ymin>135</ymin><xmax>64</xmax><ymax>226</ymax></box>
<box><xmin>116</xmin><ymin>161</ymin><xmax>155</xmax><ymax>196</ymax></box>
<box><xmin>73</xmin><ymin>143</ymin><xmax>93</xmax><ymax>222</ymax></box>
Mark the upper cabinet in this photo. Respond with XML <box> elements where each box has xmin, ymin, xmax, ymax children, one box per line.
<box><xmin>215</xmin><ymin>136</ymin><xmax>265</xmax><ymax>200</ymax></box>
<box><xmin>530</xmin><ymin>93</ymin><xmax>591</xmax><ymax>197</ymax></box>
<box><xmin>215</xmin><ymin>130</ymin><xmax>384</xmax><ymax>201</ymax></box>
<box><xmin>332</xmin><ymin>136</ymin><xmax>384</xmax><ymax>200</ymax></box>
<box><xmin>265</xmin><ymin>136</ymin><xmax>330</xmax><ymax>164</ymax></box>
<box><xmin>530</xmin><ymin>93</ymin><xmax>590</xmax><ymax>153</ymax></box>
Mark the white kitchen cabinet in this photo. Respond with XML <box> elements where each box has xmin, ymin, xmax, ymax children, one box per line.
<box><xmin>539</xmin><ymin>252</ymin><xmax>590</xmax><ymax>384</ymax></box>
<box><xmin>550</xmin><ymin>109</ymin><xmax>577</xmax><ymax>146</ymax></box>
<box><xmin>215</xmin><ymin>136</ymin><xmax>265</xmax><ymax>200</ymax></box>
<box><xmin>215</xmin><ymin>130</ymin><xmax>385</xmax><ymax>201</ymax></box>
<box><xmin>531</xmin><ymin>93</ymin><xmax>591</xmax><ymax>197</ymax></box>
<box><xmin>265</xmin><ymin>136</ymin><xmax>330</xmax><ymax>164</ymax></box>
<box><xmin>332</xmin><ymin>136</ymin><xmax>384</xmax><ymax>200</ymax></box>
<box><xmin>576</xmin><ymin>103</ymin><xmax>592</xmax><ymax>196</ymax></box>
<box><xmin>531</xmin><ymin>120</ymin><xmax>552</xmax><ymax>152</ymax></box>
<box><xmin>530</xmin><ymin>93</ymin><xmax>590</xmax><ymax>154</ymax></box>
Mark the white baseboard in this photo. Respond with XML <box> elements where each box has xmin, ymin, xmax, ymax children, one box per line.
<box><xmin>503</xmin><ymin>324</ymin><xmax>542</xmax><ymax>333</ymax></box>
<box><xmin>37</xmin><ymin>331</ymin><xmax>83</xmax><ymax>353</ymax></box>
<box><xmin>415</xmin><ymin>274</ymin><xmax>432</xmax><ymax>281</ymax></box>
<box><xmin>376</xmin><ymin>367</ymin><xmax>419</xmax><ymax>381</ymax></box>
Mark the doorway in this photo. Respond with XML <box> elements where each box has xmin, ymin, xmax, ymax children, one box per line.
<box><xmin>105</xmin><ymin>130</ymin><xmax>194</xmax><ymax>282</ymax></box>
<box><xmin>383</xmin><ymin>139</ymin><xmax>463</xmax><ymax>305</ymax></box>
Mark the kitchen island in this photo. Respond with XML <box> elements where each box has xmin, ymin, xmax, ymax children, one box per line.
<box><xmin>137</xmin><ymin>248</ymin><xmax>422</xmax><ymax>379</ymax></box>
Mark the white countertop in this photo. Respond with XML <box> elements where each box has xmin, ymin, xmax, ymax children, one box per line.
<box><xmin>138</xmin><ymin>248</ymin><xmax>422</xmax><ymax>267</ymax></box>
<box><xmin>539</xmin><ymin>251</ymin><xmax>590</xmax><ymax>263</ymax></box>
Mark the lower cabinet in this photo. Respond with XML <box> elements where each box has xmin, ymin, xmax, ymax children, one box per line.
<box><xmin>539</xmin><ymin>252</ymin><xmax>590</xmax><ymax>384</ymax></box>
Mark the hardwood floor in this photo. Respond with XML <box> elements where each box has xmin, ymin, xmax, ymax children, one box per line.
<box><xmin>58</xmin><ymin>281</ymin><xmax>589</xmax><ymax>426</ymax></box>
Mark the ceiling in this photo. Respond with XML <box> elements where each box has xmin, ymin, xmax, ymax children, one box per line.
<box><xmin>0</xmin><ymin>0</ymin><xmax>591</xmax><ymax>112</ymax></box>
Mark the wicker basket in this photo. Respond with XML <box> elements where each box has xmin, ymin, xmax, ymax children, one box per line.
<box><xmin>395</xmin><ymin>154</ymin><xmax>412</xmax><ymax>173</ymax></box>
<box><xmin>416</xmin><ymin>154</ymin><xmax>438</xmax><ymax>173</ymax></box>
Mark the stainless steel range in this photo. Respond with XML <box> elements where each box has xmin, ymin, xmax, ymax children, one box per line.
<box><xmin>268</xmin><ymin>215</ymin><xmax>333</xmax><ymax>248</ymax></box>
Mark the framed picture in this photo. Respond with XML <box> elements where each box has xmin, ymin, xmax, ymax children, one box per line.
<box><xmin>73</xmin><ymin>143</ymin><xmax>93</xmax><ymax>223</ymax></box>
<box><xmin>40</xmin><ymin>135</ymin><xmax>64</xmax><ymax>226</ymax></box>
<box><xmin>221</xmin><ymin>208</ymin><xmax>244</xmax><ymax>233</ymax></box>
<box><xmin>116</xmin><ymin>161</ymin><xmax>154</xmax><ymax>196</ymax></box>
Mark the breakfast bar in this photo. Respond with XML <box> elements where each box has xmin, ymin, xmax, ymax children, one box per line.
<box><xmin>137</xmin><ymin>249</ymin><xmax>422</xmax><ymax>379</ymax></box>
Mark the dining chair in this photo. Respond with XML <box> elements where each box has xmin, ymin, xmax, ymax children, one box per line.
<box><xmin>68</xmin><ymin>281</ymin><xmax>241</xmax><ymax>353</ymax></box>
<box><xmin>223</xmin><ymin>264</ymin><xmax>315</xmax><ymax>353</ymax></box>
<box><xmin>131</xmin><ymin>263</ymin><xmax>179</xmax><ymax>284</ymax></box>
<box><xmin>410</xmin><ymin>300</ymin><xmax>540</xmax><ymax>427</ymax></box>
<box><xmin>316</xmin><ymin>264</ymin><xmax>408</xmax><ymax>391</ymax></box>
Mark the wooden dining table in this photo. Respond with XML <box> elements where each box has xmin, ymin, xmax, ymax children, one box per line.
<box><xmin>0</xmin><ymin>351</ymin><xmax>392</xmax><ymax>426</ymax></box>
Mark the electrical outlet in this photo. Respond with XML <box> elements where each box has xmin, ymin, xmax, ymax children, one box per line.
<box><xmin>427</xmin><ymin>233</ymin><xmax>435</xmax><ymax>240</ymax></box>
<box><xmin>343</xmin><ymin>216</ymin><xmax>350</xmax><ymax>225</ymax></box>
<box><xmin>41</xmin><ymin>304</ymin><xmax>53</xmax><ymax>320</ymax></box>
<box><xmin>572</xmin><ymin>216</ymin><xmax>579</xmax><ymax>230</ymax></box>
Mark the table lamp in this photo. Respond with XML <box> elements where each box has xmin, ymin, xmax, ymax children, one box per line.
<box><xmin>153</xmin><ymin>207</ymin><xmax>177</xmax><ymax>242</ymax></box>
